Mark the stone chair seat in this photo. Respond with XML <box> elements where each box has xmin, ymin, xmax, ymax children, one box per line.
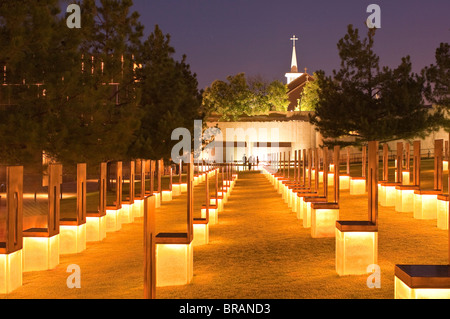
<box><xmin>155</xmin><ymin>232</ymin><xmax>191</xmax><ymax>245</ymax></box>
<box><xmin>60</xmin><ymin>217</ymin><xmax>84</xmax><ymax>226</ymax></box>
<box><xmin>23</xmin><ymin>228</ymin><xmax>52</xmax><ymax>238</ymax></box>
<box><xmin>335</xmin><ymin>220</ymin><xmax>378</xmax><ymax>232</ymax></box>
<box><xmin>395</xmin><ymin>265</ymin><xmax>450</xmax><ymax>289</ymax></box>
<box><xmin>395</xmin><ymin>185</ymin><xmax>420</xmax><ymax>191</ymax></box>
<box><xmin>193</xmin><ymin>217</ymin><xmax>208</xmax><ymax>225</ymax></box>
<box><xmin>437</xmin><ymin>194</ymin><xmax>449</xmax><ymax>201</ymax></box>
<box><xmin>413</xmin><ymin>189</ymin><xmax>442</xmax><ymax>196</ymax></box>
<box><xmin>311</xmin><ymin>202</ymin><xmax>339</xmax><ymax>210</ymax></box>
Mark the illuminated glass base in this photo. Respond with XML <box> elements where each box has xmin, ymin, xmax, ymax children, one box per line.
<box><xmin>156</xmin><ymin>242</ymin><xmax>193</xmax><ymax>287</ymax></box>
<box><xmin>201</xmin><ymin>208</ymin><xmax>218</xmax><ymax>225</ymax></box>
<box><xmin>60</xmin><ymin>224</ymin><xmax>86</xmax><ymax>254</ymax></box>
<box><xmin>86</xmin><ymin>216</ymin><xmax>107</xmax><ymax>242</ymax></box>
<box><xmin>395</xmin><ymin>189</ymin><xmax>415</xmax><ymax>213</ymax></box>
<box><xmin>437</xmin><ymin>199</ymin><xmax>449</xmax><ymax>230</ymax></box>
<box><xmin>335</xmin><ymin>229</ymin><xmax>378</xmax><ymax>276</ymax></box>
<box><xmin>311</xmin><ymin>208</ymin><xmax>339</xmax><ymax>238</ymax></box>
<box><xmin>23</xmin><ymin>234</ymin><xmax>60</xmax><ymax>272</ymax></box>
<box><xmin>180</xmin><ymin>183</ymin><xmax>188</xmax><ymax>193</ymax></box>
<box><xmin>132</xmin><ymin>199</ymin><xmax>144</xmax><ymax>218</ymax></box>
<box><xmin>106</xmin><ymin>209</ymin><xmax>122</xmax><ymax>232</ymax></box>
<box><xmin>414</xmin><ymin>194</ymin><xmax>438</xmax><ymax>220</ymax></box>
<box><xmin>0</xmin><ymin>250</ymin><xmax>22</xmax><ymax>294</ymax></box>
<box><xmin>340</xmin><ymin>175</ymin><xmax>350</xmax><ymax>190</ymax></box>
<box><xmin>350</xmin><ymin>178</ymin><xmax>366</xmax><ymax>195</ymax></box>
<box><xmin>154</xmin><ymin>193</ymin><xmax>161</xmax><ymax>208</ymax></box>
<box><xmin>120</xmin><ymin>204</ymin><xmax>134</xmax><ymax>224</ymax></box>
<box><xmin>172</xmin><ymin>184</ymin><xmax>181</xmax><ymax>196</ymax></box>
<box><xmin>193</xmin><ymin>224</ymin><xmax>209</xmax><ymax>246</ymax></box>
<box><xmin>395</xmin><ymin>276</ymin><xmax>450</xmax><ymax>299</ymax></box>
<box><xmin>443</xmin><ymin>160</ymin><xmax>448</xmax><ymax>172</ymax></box>
<box><xmin>328</xmin><ymin>173</ymin><xmax>334</xmax><ymax>186</ymax></box>
<box><xmin>379</xmin><ymin>185</ymin><xmax>396</xmax><ymax>207</ymax></box>
<box><xmin>161</xmin><ymin>190</ymin><xmax>173</xmax><ymax>202</ymax></box>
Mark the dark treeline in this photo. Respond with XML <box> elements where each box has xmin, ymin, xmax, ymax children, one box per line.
<box><xmin>0</xmin><ymin>0</ymin><xmax>203</xmax><ymax>168</ymax></box>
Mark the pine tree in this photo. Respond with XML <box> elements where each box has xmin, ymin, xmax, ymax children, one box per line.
<box><xmin>129</xmin><ymin>25</ymin><xmax>203</xmax><ymax>160</ymax></box>
<box><xmin>310</xmin><ymin>25</ymin><xmax>439</xmax><ymax>147</ymax></box>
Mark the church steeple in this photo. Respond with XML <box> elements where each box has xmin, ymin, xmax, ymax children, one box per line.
<box><xmin>285</xmin><ymin>35</ymin><xmax>303</xmax><ymax>84</ymax></box>
<box><xmin>290</xmin><ymin>35</ymin><xmax>298</xmax><ymax>73</ymax></box>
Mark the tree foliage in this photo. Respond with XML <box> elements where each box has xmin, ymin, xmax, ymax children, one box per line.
<box><xmin>0</xmin><ymin>0</ymin><xmax>203</xmax><ymax>166</ymax></box>
<box><xmin>202</xmin><ymin>73</ymin><xmax>289</xmax><ymax>121</ymax></box>
<box><xmin>299</xmin><ymin>73</ymin><xmax>319</xmax><ymax>111</ymax></box>
<box><xmin>310</xmin><ymin>25</ymin><xmax>440</xmax><ymax>147</ymax></box>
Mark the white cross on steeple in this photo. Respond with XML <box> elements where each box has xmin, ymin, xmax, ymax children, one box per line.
<box><xmin>290</xmin><ymin>35</ymin><xmax>299</xmax><ymax>47</ymax></box>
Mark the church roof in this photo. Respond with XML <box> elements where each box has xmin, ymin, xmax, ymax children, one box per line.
<box><xmin>287</xmin><ymin>72</ymin><xmax>314</xmax><ymax>92</ymax></box>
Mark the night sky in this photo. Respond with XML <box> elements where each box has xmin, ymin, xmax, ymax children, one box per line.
<box><xmin>131</xmin><ymin>0</ymin><xmax>450</xmax><ymax>90</ymax></box>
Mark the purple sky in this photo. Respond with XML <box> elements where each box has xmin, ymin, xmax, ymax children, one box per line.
<box><xmin>131</xmin><ymin>0</ymin><xmax>450</xmax><ymax>90</ymax></box>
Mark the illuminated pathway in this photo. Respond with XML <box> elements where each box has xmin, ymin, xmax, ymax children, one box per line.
<box><xmin>2</xmin><ymin>171</ymin><xmax>447</xmax><ymax>299</ymax></box>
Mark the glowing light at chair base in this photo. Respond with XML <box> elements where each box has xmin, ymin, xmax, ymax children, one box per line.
<box><xmin>395</xmin><ymin>171</ymin><xmax>410</xmax><ymax>185</ymax></box>
<box><xmin>106</xmin><ymin>209</ymin><xmax>122</xmax><ymax>232</ymax></box>
<box><xmin>311</xmin><ymin>208</ymin><xmax>339</xmax><ymax>238</ymax></box>
<box><xmin>23</xmin><ymin>235</ymin><xmax>60</xmax><ymax>272</ymax></box>
<box><xmin>290</xmin><ymin>192</ymin><xmax>298</xmax><ymax>213</ymax></box>
<box><xmin>161</xmin><ymin>190</ymin><xmax>173</xmax><ymax>202</ymax></box>
<box><xmin>328</xmin><ymin>173</ymin><xmax>334</xmax><ymax>186</ymax></box>
<box><xmin>132</xmin><ymin>199</ymin><xmax>144</xmax><ymax>218</ymax></box>
<box><xmin>437</xmin><ymin>199</ymin><xmax>449</xmax><ymax>230</ymax></box>
<box><xmin>340</xmin><ymin>175</ymin><xmax>350</xmax><ymax>190</ymax></box>
<box><xmin>180</xmin><ymin>183</ymin><xmax>187</xmax><ymax>193</ymax></box>
<box><xmin>210</xmin><ymin>198</ymin><xmax>223</xmax><ymax>212</ymax></box>
<box><xmin>443</xmin><ymin>160</ymin><xmax>448</xmax><ymax>172</ymax></box>
<box><xmin>395</xmin><ymin>276</ymin><xmax>450</xmax><ymax>299</ymax></box>
<box><xmin>350</xmin><ymin>178</ymin><xmax>366</xmax><ymax>195</ymax></box>
<box><xmin>0</xmin><ymin>250</ymin><xmax>22</xmax><ymax>294</ymax></box>
<box><xmin>86</xmin><ymin>216</ymin><xmax>106</xmax><ymax>242</ymax></box>
<box><xmin>120</xmin><ymin>204</ymin><xmax>134</xmax><ymax>224</ymax></box>
<box><xmin>379</xmin><ymin>185</ymin><xmax>396</xmax><ymax>207</ymax></box>
<box><xmin>193</xmin><ymin>224</ymin><xmax>209</xmax><ymax>246</ymax></box>
<box><xmin>156</xmin><ymin>243</ymin><xmax>193</xmax><ymax>287</ymax></box>
<box><xmin>413</xmin><ymin>194</ymin><xmax>438</xmax><ymax>220</ymax></box>
<box><xmin>303</xmin><ymin>201</ymin><xmax>312</xmax><ymax>228</ymax></box>
<box><xmin>296</xmin><ymin>196</ymin><xmax>304</xmax><ymax>220</ymax></box>
<box><xmin>172</xmin><ymin>184</ymin><xmax>181</xmax><ymax>196</ymax></box>
<box><xmin>335</xmin><ymin>230</ymin><xmax>378</xmax><ymax>276</ymax></box>
<box><xmin>60</xmin><ymin>224</ymin><xmax>86</xmax><ymax>254</ymax></box>
<box><xmin>201</xmin><ymin>208</ymin><xmax>218</xmax><ymax>225</ymax></box>
<box><xmin>154</xmin><ymin>193</ymin><xmax>161</xmax><ymax>208</ymax></box>
<box><xmin>395</xmin><ymin>189</ymin><xmax>415</xmax><ymax>213</ymax></box>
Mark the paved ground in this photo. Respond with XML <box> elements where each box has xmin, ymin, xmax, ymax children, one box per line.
<box><xmin>1</xmin><ymin>170</ymin><xmax>448</xmax><ymax>299</ymax></box>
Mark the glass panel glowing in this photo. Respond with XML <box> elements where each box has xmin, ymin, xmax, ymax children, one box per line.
<box><xmin>156</xmin><ymin>243</ymin><xmax>193</xmax><ymax>287</ymax></box>
<box><xmin>311</xmin><ymin>209</ymin><xmax>339</xmax><ymax>238</ymax></box>
<box><xmin>172</xmin><ymin>184</ymin><xmax>182</xmax><ymax>196</ymax></box>
<box><xmin>395</xmin><ymin>276</ymin><xmax>450</xmax><ymax>299</ymax></box>
<box><xmin>395</xmin><ymin>189</ymin><xmax>415</xmax><ymax>213</ymax></box>
<box><xmin>120</xmin><ymin>204</ymin><xmax>134</xmax><ymax>224</ymax></box>
<box><xmin>193</xmin><ymin>224</ymin><xmax>209</xmax><ymax>246</ymax></box>
<box><xmin>0</xmin><ymin>250</ymin><xmax>22</xmax><ymax>294</ymax></box>
<box><xmin>350</xmin><ymin>179</ymin><xmax>366</xmax><ymax>195</ymax></box>
<box><xmin>161</xmin><ymin>190</ymin><xmax>173</xmax><ymax>202</ymax></box>
<box><xmin>23</xmin><ymin>235</ymin><xmax>60</xmax><ymax>272</ymax></box>
<box><xmin>340</xmin><ymin>175</ymin><xmax>350</xmax><ymax>190</ymax></box>
<box><xmin>437</xmin><ymin>199</ymin><xmax>449</xmax><ymax>230</ymax></box>
<box><xmin>86</xmin><ymin>216</ymin><xmax>106</xmax><ymax>242</ymax></box>
<box><xmin>60</xmin><ymin>224</ymin><xmax>86</xmax><ymax>254</ymax></box>
<box><xmin>414</xmin><ymin>194</ymin><xmax>438</xmax><ymax>220</ymax></box>
<box><xmin>201</xmin><ymin>208</ymin><xmax>218</xmax><ymax>225</ymax></box>
<box><xmin>106</xmin><ymin>209</ymin><xmax>121</xmax><ymax>232</ymax></box>
<box><xmin>335</xmin><ymin>229</ymin><xmax>378</xmax><ymax>276</ymax></box>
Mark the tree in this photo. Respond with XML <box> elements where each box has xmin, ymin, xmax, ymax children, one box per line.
<box><xmin>309</xmin><ymin>25</ymin><xmax>439</xmax><ymax>147</ymax></box>
<box><xmin>299</xmin><ymin>73</ymin><xmax>319</xmax><ymax>111</ymax></box>
<box><xmin>423</xmin><ymin>42</ymin><xmax>450</xmax><ymax>130</ymax></box>
<box><xmin>203</xmin><ymin>74</ymin><xmax>289</xmax><ymax>120</ymax></box>
<box><xmin>129</xmin><ymin>25</ymin><xmax>203</xmax><ymax>160</ymax></box>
